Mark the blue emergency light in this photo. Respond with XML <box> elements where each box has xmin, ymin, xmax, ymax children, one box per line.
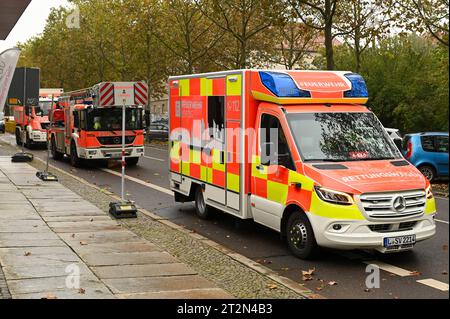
<box><xmin>343</xmin><ymin>73</ymin><xmax>369</xmax><ymax>98</ymax></box>
<box><xmin>259</xmin><ymin>71</ymin><xmax>311</xmax><ymax>98</ymax></box>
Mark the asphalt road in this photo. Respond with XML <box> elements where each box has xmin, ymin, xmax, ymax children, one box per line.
<box><xmin>1</xmin><ymin>134</ymin><xmax>448</xmax><ymax>299</ymax></box>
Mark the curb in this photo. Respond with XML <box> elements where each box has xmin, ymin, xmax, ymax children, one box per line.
<box><xmin>29</xmin><ymin>155</ymin><xmax>322</xmax><ymax>299</ymax></box>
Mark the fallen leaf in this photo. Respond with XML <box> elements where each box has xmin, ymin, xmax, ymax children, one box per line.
<box><xmin>410</xmin><ymin>270</ymin><xmax>421</xmax><ymax>276</ymax></box>
<box><xmin>281</xmin><ymin>267</ymin><xmax>289</xmax><ymax>271</ymax></box>
<box><xmin>42</xmin><ymin>294</ymin><xmax>58</xmax><ymax>299</ymax></box>
<box><xmin>71</xmin><ymin>234</ymin><xmax>75</xmax><ymax>238</ymax></box>
<box><xmin>90</xmin><ymin>218</ymin><xmax>94</xmax><ymax>222</ymax></box>
<box><xmin>364</xmin><ymin>288</ymin><xmax>371</xmax><ymax>292</ymax></box>
<box><xmin>267</xmin><ymin>284</ymin><xmax>278</xmax><ymax>290</ymax></box>
<box><xmin>442</xmin><ymin>271</ymin><xmax>448</xmax><ymax>275</ymax></box>
<box><xmin>78</xmin><ymin>288</ymin><xmax>86</xmax><ymax>294</ymax></box>
<box><xmin>80</xmin><ymin>241</ymin><xmax>88</xmax><ymax>246</ymax></box>
<box><xmin>328</xmin><ymin>281</ymin><xmax>338</xmax><ymax>286</ymax></box>
<box><xmin>302</xmin><ymin>268</ymin><xmax>316</xmax><ymax>281</ymax></box>
<box><xmin>316</xmin><ymin>286</ymin><xmax>324</xmax><ymax>291</ymax></box>
<box><xmin>24</xmin><ymin>252</ymin><xmax>31</xmax><ymax>256</ymax></box>
<box><xmin>443</xmin><ymin>245</ymin><xmax>448</xmax><ymax>251</ymax></box>
<box><xmin>33</xmin><ymin>225</ymin><xmax>38</xmax><ymax>228</ymax></box>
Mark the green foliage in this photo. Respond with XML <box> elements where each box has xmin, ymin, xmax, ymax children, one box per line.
<box><xmin>334</xmin><ymin>35</ymin><xmax>449</xmax><ymax>134</ymax></box>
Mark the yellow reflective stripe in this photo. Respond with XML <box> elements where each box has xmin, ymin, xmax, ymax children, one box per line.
<box><xmin>207</xmin><ymin>167</ymin><xmax>213</xmax><ymax>183</ymax></box>
<box><xmin>227</xmin><ymin>173</ymin><xmax>240</xmax><ymax>192</ymax></box>
<box><xmin>251</xmin><ymin>155</ymin><xmax>268</xmax><ymax>179</ymax></box>
<box><xmin>191</xmin><ymin>149</ymin><xmax>201</xmax><ymax>164</ymax></box>
<box><xmin>200</xmin><ymin>78</ymin><xmax>213</xmax><ymax>96</ymax></box>
<box><xmin>181</xmin><ymin>162</ymin><xmax>190</xmax><ymax>176</ymax></box>
<box><xmin>251</xmin><ymin>90</ymin><xmax>368</xmax><ymax>105</ymax></box>
<box><xmin>425</xmin><ymin>197</ymin><xmax>436</xmax><ymax>214</ymax></box>
<box><xmin>212</xmin><ymin>149</ymin><xmax>225</xmax><ymax>172</ymax></box>
<box><xmin>201</xmin><ymin>166</ymin><xmax>208</xmax><ymax>182</ymax></box>
<box><xmin>288</xmin><ymin>171</ymin><xmax>314</xmax><ymax>191</ymax></box>
<box><xmin>267</xmin><ymin>181</ymin><xmax>288</xmax><ymax>204</ymax></box>
<box><xmin>170</xmin><ymin>141</ymin><xmax>180</xmax><ymax>160</ymax></box>
<box><xmin>226</xmin><ymin>75</ymin><xmax>242</xmax><ymax>96</ymax></box>
<box><xmin>179</xmin><ymin>79</ymin><xmax>190</xmax><ymax>96</ymax></box>
<box><xmin>309</xmin><ymin>191</ymin><xmax>364</xmax><ymax>220</ymax></box>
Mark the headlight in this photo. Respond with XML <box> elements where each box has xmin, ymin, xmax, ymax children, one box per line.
<box><xmin>426</xmin><ymin>185</ymin><xmax>433</xmax><ymax>199</ymax></box>
<box><xmin>314</xmin><ymin>186</ymin><xmax>354</xmax><ymax>206</ymax></box>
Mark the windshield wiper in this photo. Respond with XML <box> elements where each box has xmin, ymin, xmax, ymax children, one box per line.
<box><xmin>352</xmin><ymin>156</ymin><xmax>396</xmax><ymax>161</ymax></box>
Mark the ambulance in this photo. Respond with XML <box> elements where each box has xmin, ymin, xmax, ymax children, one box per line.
<box><xmin>49</xmin><ymin>82</ymin><xmax>147</xmax><ymax>167</ymax></box>
<box><xmin>168</xmin><ymin>70</ymin><xmax>437</xmax><ymax>259</ymax></box>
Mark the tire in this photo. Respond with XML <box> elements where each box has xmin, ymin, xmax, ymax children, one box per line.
<box><xmin>51</xmin><ymin>136</ymin><xmax>63</xmax><ymax>160</ymax></box>
<box><xmin>25</xmin><ymin>131</ymin><xmax>33</xmax><ymax>149</ymax></box>
<box><xmin>125</xmin><ymin>157</ymin><xmax>139</xmax><ymax>166</ymax></box>
<box><xmin>286</xmin><ymin>211</ymin><xmax>319</xmax><ymax>259</ymax></box>
<box><xmin>418</xmin><ymin>165</ymin><xmax>436</xmax><ymax>182</ymax></box>
<box><xmin>194</xmin><ymin>186</ymin><xmax>211</xmax><ymax>219</ymax></box>
<box><xmin>15</xmin><ymin>128</ymin><xmax>22</xmax><ymax>145</ymax></box>
<box><xmin>70</xmin><ymin>141</ymin><xmax>82</xmax><ymax>167</ymax></box>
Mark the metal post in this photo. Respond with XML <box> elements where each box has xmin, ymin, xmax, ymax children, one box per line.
<box><xmin>21</xmin><ymin>68</ymin><xmax>26</xmax><ymax>153</ymax></box>
<box><xmin>121</xmin><ymin>98</ymin><xmax>126</xmax><ymax>201</ymax></box>
<box><xmin>45</xmin><ymin>94</ymin><xmax>54</xmax><ymax>173</ymax></box>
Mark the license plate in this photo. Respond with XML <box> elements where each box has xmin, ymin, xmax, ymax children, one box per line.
<box><xmin>383</xmin><ymin>235</ymin><xmax>416</xmax><ymax>247</ymax></box>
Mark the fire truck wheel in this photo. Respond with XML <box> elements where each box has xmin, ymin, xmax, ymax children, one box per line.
<box><xmin>25</xmin><ymin>132</ymin><xmax>33</xmax><ymax>149</ymax></box>
<box><xmin>70</xmin><ymin>141</ymin><xmax>82</xmax><ymax>167</ymax></box>
<box><xmin>51</xmin><ymin>136</ymin><xmax>63</xmax><ymax>160</ymax></box>
<box><xmin>15</xmin><ymin>128</ymin><xmax>22</xmax><ymax>146</ymax></box>
<box><xmin>286</xmin><ymin>211</ymin><xmax>319</xmax><ymax>259</ymax></box>
<box><xmin>194</xmin><ymin>186</ymin><xmax>211</xmax><ymax>219</ymax></box>
<box><xmin>125</xmin><ymin>157</ymin><xmax>139</xmax><ymax>166</ymax></box>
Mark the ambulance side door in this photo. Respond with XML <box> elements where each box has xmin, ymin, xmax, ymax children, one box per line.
<box><xmin>251</xmin><ymin>111</ymin><xmax>296</xmax><ymax>232</ymax></box>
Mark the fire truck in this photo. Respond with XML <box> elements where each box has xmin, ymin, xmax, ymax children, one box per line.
<box><xmin>49</xmin><ymin>81</ymin><xmax>148</xmax><ymax>167</ymax></box>
<box><xmin>168</xmin><ymin>70</ymin><xmax>436</xmax><ymax>259</ymax></box>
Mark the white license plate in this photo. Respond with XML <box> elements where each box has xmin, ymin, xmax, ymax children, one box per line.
<box><xmin>383</xmin><ymin>235</ymin><xmax>416</xmax><ymax>247</ymax></box>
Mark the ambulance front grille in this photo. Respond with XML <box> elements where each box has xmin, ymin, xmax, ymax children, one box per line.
<box><xmin>359</xmin><ymin>190</ymin><xmax>426</xmax><ymax>219</ymax></box>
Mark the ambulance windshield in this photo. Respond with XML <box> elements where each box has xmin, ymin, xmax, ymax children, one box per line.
<box><xmin>87</xmin><ymin>108</ymin><xmax>143</xmax><ymax>131</ymax></box>
<box><xmin>287</xmin><ymin>112</ymin><xmax>402</xmax><ymax>162</ymax></box>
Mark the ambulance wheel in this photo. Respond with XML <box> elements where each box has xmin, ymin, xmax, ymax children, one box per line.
<box><xmin>125</xmin><ymin>157</ymin><xmax>139</xmax><ymax>166</ymax></box>
<box><xmin>70</xmin><ymin>141</ymin><xmax>82</xmax><ymax>167</ymax></box>
<box><xmin>51</xmin><ymin>136</ymin><xmax>63</xmax><ymax>160</ymax></box>
<box><xmin>194</xmin><ymin>186</ymin><xmax>211</xmax><ymax>219</ymax></box>
<box><xmin>286</xmin><ymin>211</ymin><xmax>318</xmax><ymax>259</ymax></box>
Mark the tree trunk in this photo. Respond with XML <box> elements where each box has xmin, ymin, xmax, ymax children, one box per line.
<box><xmin>324</xmin><ymin>0</ymin><xmax>334</xmax><ymax>70</ymax></box>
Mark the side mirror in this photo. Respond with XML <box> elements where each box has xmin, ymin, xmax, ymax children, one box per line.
<box><xmin>393</xmin><ymin>138</ymin><xmax>402</xmax><ymax>151</ymax></box>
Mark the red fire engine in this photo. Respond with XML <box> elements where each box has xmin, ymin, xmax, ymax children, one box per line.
<box><xmin>49</xmin><ymin>81</ymin><xmax>148</xmax><ymax>167</ymax></box>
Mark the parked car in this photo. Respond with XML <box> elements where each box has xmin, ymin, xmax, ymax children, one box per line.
<box><xmin>402</xmin><ymin>132</ymin><xmax>449</xmax><ymax>181</ymax></box>
<box><xmin>0</xmin><ymin>112</ymin><xmax>5</xmax><ymax>133</ymax></box>
<box><xmin>146</xmin><ymin>122</ymin><xmax>168</xmax><ymax>141</ymax></box>
<box><xmin>385</xmin><ymin>128</ymin><xmax>403</xmax><ymax>151</ymax></box>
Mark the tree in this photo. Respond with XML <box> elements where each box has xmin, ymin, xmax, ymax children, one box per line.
<box><xmin>194</xmin><ymin>0</ymin><xmax>285</xmax><ymax>69</ymax></box>
<box><xmin>338</xmin><ymin>0</ymin><xmax>393</xmax><ymax>72</ymax></box>
<box><xmin>396</xmin><ymin>0</ymin><xmax>449</xmax><ymax>47</ymax></box>
<box><xmin>263</xmin><ymin>9</ymin><xmax>318</xmax><ymax>69</ymax></box>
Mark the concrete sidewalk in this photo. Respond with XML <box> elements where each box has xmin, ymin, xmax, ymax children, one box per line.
<box><xmin>0</xmin><ymin>156</ymin><xmax>232</xmax><ymax>299</ymax></box>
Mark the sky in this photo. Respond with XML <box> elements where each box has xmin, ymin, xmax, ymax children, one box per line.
<box><xmin>0</xmin><ymin>0</ymin><xmax>70</xmax><ymax>52</ymax></box>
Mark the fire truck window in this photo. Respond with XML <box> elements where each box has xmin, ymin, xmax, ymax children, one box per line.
<box><xmin>208</xmin><ymin>96</ymin><xmax>224</xmax><ymax>140</ymax></box>
<box><xmin>260</xmin><ymin>113</ymin><xmax>294</xmax><ymax>170</ymax></box>
<box><xmin>73</xmin><ymin>111</ymin><xmax>80</xmax><ymax>129</ymax></box>
<box><xmin>79</xmin><ymin>111</ymin><xmax>87</xmax><ymax>130</ymax></box>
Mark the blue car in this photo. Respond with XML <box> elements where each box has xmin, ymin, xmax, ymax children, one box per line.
<box><xmin>402</xmin><ymin>132</ymin><xmax>449</xmax><ymax>181</ymax></box>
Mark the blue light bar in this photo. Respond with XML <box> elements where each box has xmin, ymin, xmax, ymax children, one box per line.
<box><xmin>259</xmin><ymin>71</ymin><xmax>311</xmax><ymax>98</ymax></box>
<box><xmin>343</xmin><ymin>73</ymin><xmax>368</xmax><ymax>98</ymax></box>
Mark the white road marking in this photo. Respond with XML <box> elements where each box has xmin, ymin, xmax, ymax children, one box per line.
<box><xmin>417</xmin><ymin>279</ymin><xmax>449</xmax><ymax>291</ymax></box>
<box><xmin>101</xmin><ymin>168</ymin><xmax>173</xmax><ymax>196</ymax></box>
<box><xmin>363</xmin><ymin>261</ymin><xmax>414</xmax><ymax>277</ymax></box>
<box><xmin>143</xmin><ymin>155</ymin><xmax>165</xmax><ymax>162</ymax></box>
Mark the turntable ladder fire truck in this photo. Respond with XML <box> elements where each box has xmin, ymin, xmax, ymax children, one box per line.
<box><xmin>48</xmin><ymin>81</ymin><xmax>148</xmax><ymax>167</ymax></box>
